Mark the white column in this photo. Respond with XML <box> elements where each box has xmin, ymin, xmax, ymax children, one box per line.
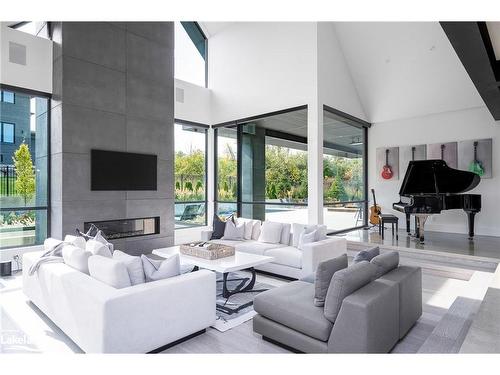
<box><xmin>307</xmin><ymin>99</ymin><xmax>324</xmax><ymax>225</ymax></box>
<box><xmin>206</xmin><ymin>127</ymin><xmax>215</xmax><ymax>226</ymax></box>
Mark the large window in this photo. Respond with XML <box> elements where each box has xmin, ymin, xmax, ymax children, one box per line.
<box><xmin>1</xmin><ymin>91</ymin><xmax>15</xmax><ymax>103</ymax></box>
<box><xmin>1</xmin><ymin>122</ymin><xmax>15</xmax><ymax>144</ymax></box>
<box><xmin>215</xmin><ymin>107</ymin><xmax>309</xmax><ymax>224</ymax></box>
<box><xmin>1</xmin><ymin>88</ymin><xmax>49</xmax><ymax>249</ymax></box>
<box><xmin>174</xmin><ymin>22</ymin><xmax>207</xmax><ymax>87</ymax></box>
<box><xmin>174</xmin><ymin>122</ymin><xmax>208</xmax><ymax>228</ymax></box>
<box><xmin>215</xmin><ymin>127</ymin><xmax>238</xmax><ymax>218</ymax></box>
<box><xmin>323</xmin><ymin>107</ymin><xmax>369</xmax><ymax>233</ymax></box>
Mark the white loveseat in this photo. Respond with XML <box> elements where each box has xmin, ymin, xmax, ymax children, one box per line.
<box><xmin>22</xmin><ymin>251</ymin><xmax>216</xmax><ymax>353</ymax></box>
<box><xmin>201</xmin><ymin>221</ymin><xmax>347</xmax><ymax>279</ymax></box>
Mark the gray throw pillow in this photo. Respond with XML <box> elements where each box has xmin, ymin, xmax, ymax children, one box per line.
<box><xmin>211</xmin><ymin>215</ymin><xmax>231</xmax><ymax>240</ymax></box>
<box><xmin>313</xmin><ymin>254</ymin><xmax>348</xmax><ymax>307</ymax></box>
<box><xmin>371</xmin><ymin>251</ymin><xmax>399</xmax><ymax>278</ymax></box>
<box><xmin>141</xmin><ymin>254</ymin><xmax>180</xmax><ymax>282</ymax></box>
<box><xmin>324</xmin><ymin>261</ymin><xmax>377</xmax><ymax>323</ymax></box>
<box><xmin>353</xmin><ymin>246</ymin><xmax>380</xmax><ymax>263</ymax></box>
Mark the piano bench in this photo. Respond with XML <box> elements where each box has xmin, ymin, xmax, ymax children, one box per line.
<box><xmin>378</xmin><ymin>214</ymin><xmax>399</xmax><ymax>240</ymax></box>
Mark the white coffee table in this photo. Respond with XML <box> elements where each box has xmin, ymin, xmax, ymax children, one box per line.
<box><xmin>152</xmin><ymin>246</ymin><xmax>274</xmax><ymax>299</ymax></box>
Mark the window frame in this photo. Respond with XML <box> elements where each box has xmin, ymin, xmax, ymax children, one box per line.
<box><xmin>0</xmin><ymin>84</ymin><xmax>51</xmax><ymax>250</ymax></box>
<box><xmin>322</xmin><ymin>105</ymin><xmax>371</xmax><ymax>234</ymax></box>
<box><xmin>177</xmin><ymin>21</ymin><xmax>208</xmax><ymax>88</ymax></box>
<box><xmin>213</xmin><ymin>105</ymin><xmax>309</xmax><ymax>219</ymax></box>
<box><xmin>174</xmin><ymin>118</ymin><xmax>209</xmax><ymax>229</ymax></box>
<box><xmin>1</xmin><ymin>90</ymin><xmax>16</xmax><ymax>104</ymax></box>
<box><xmin>1</xmin><ymin>122</ymin><xmax>16</xmax><ymax>144</ymax></box>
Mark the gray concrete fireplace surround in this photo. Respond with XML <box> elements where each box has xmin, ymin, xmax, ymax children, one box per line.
<box><xmin>50</xmin><ymin>22</ymin><xmax>175</xmax><ymax>255</ymax></box>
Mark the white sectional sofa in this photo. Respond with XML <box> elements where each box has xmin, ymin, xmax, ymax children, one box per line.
<box><xmin>201</xmin><ymin>221</ymin><xmax>347</xmax><ymax>279</ymax></box>
<box><xmin>22</xmin><ymin>250</ymin><xmax>216</xmax><ymax>353</ymax></box>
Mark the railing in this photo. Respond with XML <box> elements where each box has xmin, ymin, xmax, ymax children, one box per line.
<box><xmin>0</xmin><ymin>164</ymin><xmax>16</xmax><ymax>196</ymax></box>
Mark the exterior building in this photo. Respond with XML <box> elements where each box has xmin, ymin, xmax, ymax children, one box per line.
<box><xmin>0</xmin><ymin>90</ymin><xmax>34</xmax><ymax>165</ymax></box>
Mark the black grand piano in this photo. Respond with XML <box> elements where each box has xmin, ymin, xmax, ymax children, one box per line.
<box><xmin>393</xmin><ymin>160</ymin><xmax>481</xmax><ymax>243</ymax></box>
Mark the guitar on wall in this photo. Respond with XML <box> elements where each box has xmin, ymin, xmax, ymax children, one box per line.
<box><xmin>469</xmin><ymin>141</ymin><xmax>485</xmax><ymax>177</ymax></box>
<box><xmin>369</xmin><ymin>189</ymin><xmax>381</xmax><ymax>225</ymax></box>
<box><xmin>381</xmin><ymin>149</ymin><xmax>394</xmax><ymax>179</ymax></box>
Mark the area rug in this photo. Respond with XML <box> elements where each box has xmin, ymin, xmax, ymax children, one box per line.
<box><xmin>212</xmin><ymin>271</ymin><xmax>275</xmax><ymax>332</ymax></box>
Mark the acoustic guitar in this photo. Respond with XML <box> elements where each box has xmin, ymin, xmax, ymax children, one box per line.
<box><xmin>381</xmin><ymin>149</ymin><xmax>394</xmax><ymax>179</ymax></box>
<box><xmin>469</xmin><ymin>141</ymin><xmax>485</xmax><ymax>176</ymax></box>
<box><xmin>369</xmin><ymin>189</ymin><xmax>381</xmax><ymax>225</ymax></box>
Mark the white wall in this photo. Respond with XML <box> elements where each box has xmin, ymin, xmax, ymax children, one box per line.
<box><xmin>174</xmin><ymin>78</ymin><xmax>211</xmax><ymax>124</ymax></box>
<box><xmin>369</xmin><ymin>106</ymin><xmax>500</xmax><ymax>236</ymax></box>
<box><xmin>334</xmin><ymin>22</ymin><xmax>484</xmax><ymax>123</ymax></box>
<box><xmin>208</xmin><ymin>22</ymin><xmax>317</xmax><ymax>124</ymax></box>
<box><xmin>318</xmin><ymin>23</ymin><xmax>367</xmax><ymax>121</ymax></box>
<box><xmin>0</xmin><ymin>23</ymin><xmax>52</xmax><ymax>93</ymax></box>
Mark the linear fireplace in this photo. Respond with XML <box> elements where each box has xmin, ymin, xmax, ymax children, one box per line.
<box><xmin>84</xmin><ymin>217</ymin><xmax>160</xmax><ymax>240</ymax></box>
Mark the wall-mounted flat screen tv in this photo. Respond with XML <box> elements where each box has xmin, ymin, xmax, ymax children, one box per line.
<box><xmin>91</xmin><ymin>150</ymin><xmax>157</xmax><ymax>191</ymax></box>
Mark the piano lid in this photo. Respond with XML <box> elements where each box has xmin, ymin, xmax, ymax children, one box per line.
<box><xmin>398</xmin><ymin>160</ymin><xmax>480</xmax><ymax>196</ymax></box>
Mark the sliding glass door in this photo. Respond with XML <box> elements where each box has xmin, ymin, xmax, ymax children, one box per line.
<box><xmin>323</xmin><ymin>107</ymin><xmax>369</xmax><ymax>233</ymax></box>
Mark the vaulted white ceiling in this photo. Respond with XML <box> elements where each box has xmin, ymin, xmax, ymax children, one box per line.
<box><xmin>333</xmin><ymin>22</ymin><xmax>485</xmax><ymax>123</ymax></box>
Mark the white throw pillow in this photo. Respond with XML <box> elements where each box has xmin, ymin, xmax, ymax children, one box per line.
<box><xmin>237</xmin><ymin>218</ymin><xmax>255</xmax><ymax>240</ymax></box>
<box><xmin>62</xmin><ymin>244</ymin><xmax>91</xmax><ymax>274</ymax></box>
<box><xmin>64</xmin><ymin>234</ymin><xmax>86</xmax><ymax>250</ymax></box>
<box><xmin>292</xmin><ymin>223</ymin><xmax>316</xmax><ymax>248</ymax></box>
<box><xmin>113</xmin><ymin>250</ymin><xmax>145</xmax><ymax>285</ymax></box>
<box><xmin>88</xmin><ymin>255</ymin><xmax>131</xmax><ymax>289</ymax></box>
<box><xmin>316</xmin><ymin>225</ymin><xmax>328</xmax><ymax>241</ymax></box>
<box><xmin>141</xmin><ymin>254</ymin><xmax>180</xmax><ymax>282</ymax></box>
<box><xmin>86</xmin><ymin>239</ymin><xmax>112</xmax><ymax>258</ymax></box>
<box><xmin>258</xmin><ymin>221</ymin><xmax>283</xmax><ymax>244</ymax></box>
<box><xmin>298</xmin><ymin>229</ymin><xmax>318</xmax><ymax>250</ymax></box>
<box><xmin>252</xmin><ymin>220</ymin><xmax>262</xmax><ymax>240</ymax></box>
<box><xmin>222</xmin><ymin>219</ymin><xmax>245</xmax><ymax>240</ymax></box>
<box><xmin>94</xmin><ymin>230</ymin><xmax>114</xmax><ymax>252</ymax></box>
<box><xmin>280</xmin><ymin>223</ymin><xmax>291</xmax><ymax>245</ymax></box>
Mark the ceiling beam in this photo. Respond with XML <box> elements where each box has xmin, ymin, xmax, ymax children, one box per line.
<box><xmin>441</xmin><ymin>21</ymin><xmax>500</xmax><ymax>120</ymax></box>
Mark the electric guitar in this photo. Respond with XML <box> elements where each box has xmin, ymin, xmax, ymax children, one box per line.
<box><xmin>469</xmin><ymin>141</ymin><xmax>485</xmax><ymax>176</ymax></box>
<box><xmin>381</xmin><ymin>149</ymin><xmax>394</xmax><ymax>179</ymax></box>
<box><xmin>369</xmin><ymin>189</ymin><xmax>381</xmax><ymax>225</ymax></box>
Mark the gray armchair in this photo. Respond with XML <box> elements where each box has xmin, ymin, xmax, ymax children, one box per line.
<box><xmin>253</xmin><ymin>252</ymin><xmax>422</xmax><ymax>353</ymax></box>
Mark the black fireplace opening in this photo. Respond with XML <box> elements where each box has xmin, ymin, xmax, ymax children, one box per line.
<box><xmin>84</xmin><ymin>217</ymin><xmax>160</xmax><ymax>240</ymax></box>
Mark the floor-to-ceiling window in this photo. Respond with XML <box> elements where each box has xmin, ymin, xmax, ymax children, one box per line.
<box><xmin>174</xmin><ymin>121</ymin><xmax>208</xmax><ymax>228</ymax></box>
<box><xmin>215</xmin><ymin>126</ymin><xmax>238</xmax><ymax>218</ymax></box>
<box><xmin>215</xmin><ymin>106</ymin><xmax>308</xmax><ymax>223</ymax></box>
<box><xmin>174</xmin><ymin>22</ymin><xmax>207</xmax><ymax>87</ymax></box>
<box><xmin>323</xmin><ymin>106</ymin><xmax>369</xmax><ymax>233</ymax></box>
<box><xmin>0</xmin><ymin>87</ymin><xmax>50</xmax><ymax>248</ymax></box>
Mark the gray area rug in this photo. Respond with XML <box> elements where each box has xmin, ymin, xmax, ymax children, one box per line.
<box><xmin>213</xmin><ymin>271</ymin><xmax>274</xmax><ymax>332</ymax></box>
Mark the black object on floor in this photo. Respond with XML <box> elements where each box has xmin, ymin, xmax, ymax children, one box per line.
<box><xmin>379</xmin><ymin>214</ymin><xmax>399</xmax><ymax>240</ymax></box>
<box><xmin>0</xmin><ymin>260</ymin><xmax>12</xmax><ymax>277</ymax></box>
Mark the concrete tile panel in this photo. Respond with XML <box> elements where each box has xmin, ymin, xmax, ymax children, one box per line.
<box><xmin>125</xmin><ymin>116</ymin><xmax>173</xmax><ymax>160</ymax></box>
<box><xmin>50</xmin><ymin>152</ymin><xmax>63</xmax><ymax>203</ymax></box>
<box><xmin>62</xmin><ymin>104</ymin><xmax>126</xmax><ymax>154</ymax></box>
<box><xmin>126</xmin><ymin>22</ymin><xmax>174</xmax><ymax>48</ymax></box>
<box><xmin>50</xmin><ymin>104</ymin><xmax>62</xmax><ymax>154</ymax></box>
<box><xmin>126</xmin><ymin>73</ymin><xmax>174</xmax><ymax>122</ymax></box>
<box><xmin>62</xmin><ymin>56</ymin><xmax>126</xmax><ymax>114</ymax></box>
<box><xmin>126</xmin><ymin>32</ymin><xmax>173</xmax><ymax>83</ymax></box>
<box><xmin>50</xmin><ymin>200</ymin><xmax>63</xmax><ymax>240</ymax></box>
<box><xmin>63</xmin><ymin>22</ymin><xmax>126</xmax><ymax>72</ymax></box>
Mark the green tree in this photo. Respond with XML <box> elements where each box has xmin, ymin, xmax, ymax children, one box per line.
<box><xmin>327</xmin><ymin>174</ymin><xmax>347</xmax><ymax>202</ymax></box>
<box><xmin>13</xmin><ymin>142</ymin><xmax>35</xmax><ymax>206</ymax></box>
